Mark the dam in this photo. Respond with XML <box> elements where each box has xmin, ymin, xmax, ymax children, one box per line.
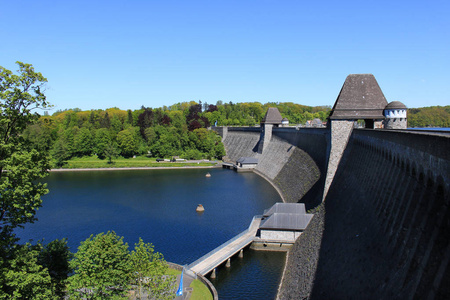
<box><xmin>213</xmin><ymin>74</ymin><xmax>449</xmax><ymax>299</ymax></box>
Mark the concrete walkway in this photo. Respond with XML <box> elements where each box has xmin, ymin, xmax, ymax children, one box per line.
<box><xmin>174</xmin><ymin>271</ymin><xmax>195</xmax><ymax>300</ymax></box>
<box><xmin>189</xmin><ymin>217</ymin><xmax>261</xmax><ymax>275</ymax></box>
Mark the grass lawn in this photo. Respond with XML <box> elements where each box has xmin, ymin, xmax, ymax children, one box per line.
<box><xmin>55</xmin><ymin>155</ymin><xmax>216</xmax><ymax>169</ymax></box>
<box><xmin>189</xmin><ymin>279</ymin><xmax>213</xmax><ymax>300</ymax></box>
<box><xmin>167</xmin><ymin>268</ymin><xmax>213</xmax><ymax>300</ymax></box>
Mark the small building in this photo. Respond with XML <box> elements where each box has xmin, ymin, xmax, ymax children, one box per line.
<box><xmin>259</xmin><ymin>203</ymin><xmax>313</xmax><ymax>242</ymax></box>
<box><xmin>384</xmin><ymin>101</ymin><xmax>407</xmax><ymax>129</ymax></box>
<box><xmin>281</xmin><ymin>117</ymin><xmax>289</xmax><ymax>127</ymax></box>
<box><xmin>235</xmin><ymin>157</ymin><xmax>258</xmax><ymax>172</ymax></box>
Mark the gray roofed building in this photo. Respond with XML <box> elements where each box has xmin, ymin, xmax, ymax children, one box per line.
<box><xmin>263</xmin><ymin>202</ymin><xmax>306</xmax><ymax>216</ymax></box>
<box><xmin>261</xmin><ymin>107</ymin><xmax>283</xmax><ymax>125</ymax></box>
<box><xmin>235</xmin><ymin>157</ymin><xmax>258</xmax><ymax>172</ymax></box>
<box><xmin>329</xmin><ymin>74</ymin><xmax>388</xmax><ymax>120</ymax></box>
<box><xmin>260</xmin><ymin>213</ymin><xmax>313</xmax><ymax>231</ymax></box>
<box><xmin>236</xmin><ymin>157</ymin><xmax>259</xmax><ymax>165</ymax></box>
<box><xmin>258</xmin><ymin>202</ymin><xmax>313</xmax><ymax>242</ymax></box>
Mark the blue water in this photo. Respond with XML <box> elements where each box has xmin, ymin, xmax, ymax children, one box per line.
<box><xmin>408</xmin><ymin>127</ymin><xmax>450</xmax><ymax>131</ymax></box>
<box><xmin>16</xmin><ymin>168</ymin><xmax>285</xmax><ymax>299</ymax></box>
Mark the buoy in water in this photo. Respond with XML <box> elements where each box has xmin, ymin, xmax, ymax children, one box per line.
<box><xmin>205</xmin><ymin>173</ymin><xmax>211</xmax><ymax>177</ymax></box>
<box><xmin>196</xmin><ymin>204</ymin><xmax>205</xmax><ymax>212</ymax></box>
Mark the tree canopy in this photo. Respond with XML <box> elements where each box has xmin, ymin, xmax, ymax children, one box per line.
<box><xmin>0</xmin><ymin>62</ymin><xmax>57</xmax><ymax>299</ymax></box>
<box><xmin>0</xmin><ymin>61</ymin><xmax>51</xmax><ymax>244</ymax></box>
<box><xmin>68</xmin><ymin>231</ymin><xmax>132</xmax><ymax>299</ymax></box>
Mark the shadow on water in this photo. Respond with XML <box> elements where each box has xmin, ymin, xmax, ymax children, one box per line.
<box><xmin>209</xmin><ymin>249</ymin><xmax>286</xmax><ymax>300</ymax></box>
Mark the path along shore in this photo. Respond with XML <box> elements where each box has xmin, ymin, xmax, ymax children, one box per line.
<box><xmin>50</xmin><ymin>164</ymin><xmax>219</xmax><ymax>172</ymax></box>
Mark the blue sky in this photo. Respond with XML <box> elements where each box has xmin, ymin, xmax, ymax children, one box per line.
<box><xmin>1</xmin><ymin>0</ymin><xmax>449</xmax><ymax>111</ymax></box>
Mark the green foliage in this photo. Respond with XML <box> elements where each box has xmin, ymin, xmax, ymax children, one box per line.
<box><xmin>1</xmin><ymin>243</ymin><xmax>55</xmax><ymax>300</ymax></box>
<box><xmin>117</xmin><ymin>127</ymin><xmax>141</xmax><ymax>157</ymax></box>
<box><xmin>104</xmin><ymin>141</ymin><xmax>120</xmax><ymax>164</ymax></box>
<box><xmin>67</xmin><ymin>231</ymin><xmax>132</xmax><ymax>299</ymax></box>
<box><xmin>74</xmin><ymin>127</ymin><xmax>94</xmax><ymax>157</ymax></box>
<box><xmin>38</xmin><ymin>239</ymin><xmax>73</xmax><ymax>298</ymax></box>
<box><xmin>0</xmin><ymin>61</ymin><xmax>50</xmax><ymax>241</ymax></box>
<box><xmin>51</xmin><ymin>137</ymin><xmax>71</xmax><ymax>167</ymax></box>
<box><xmin>407</xmin><ymin>106</ymin><xmax>450</xmax><ymax>128</ymax></box>
<box><xmin>94</xmin><ymin>127</ymin><xmax>112</xmax><ymax>159</ymax></box>
<box><xmin>37</xmin><ymin>100</ymin><xmax>335</xmax><ymax>164</ymax></box>
<box><xmin>129</xmin><ymin>238</ymin><xmax>176</xmax><ymax>300</ymax></box>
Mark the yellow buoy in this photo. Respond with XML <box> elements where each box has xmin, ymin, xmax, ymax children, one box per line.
<box><xmin>196</xmin><ymin>204</ymin><xmax>205</xmax><ymax>212</ymax></box>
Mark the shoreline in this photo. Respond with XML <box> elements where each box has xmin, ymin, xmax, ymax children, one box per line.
<box><xmin>50</xmin><ymin>165</ymin><xmax>219</xmax><ymax>172</ymax></box>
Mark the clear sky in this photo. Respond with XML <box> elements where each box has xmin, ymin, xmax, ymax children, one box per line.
<box><xmin>1</xmin><ymin>0</ymin><xmax>449</xmax><ymax>111</ymax></box>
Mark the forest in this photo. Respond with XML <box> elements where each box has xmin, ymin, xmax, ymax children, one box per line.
<box><xmin>26</xmin><ymin>101</ymin><xmax>332</xmax><ymax>167</ymax></box>
<box><xmin>25</xmin><ymin>98</ymin><xmax>449</xmax><ymax>167</ymax></box>
<box><xmin>407</xmin><ymin>105</ymin><xmax>450</xmax><ymax>128</ymax></box>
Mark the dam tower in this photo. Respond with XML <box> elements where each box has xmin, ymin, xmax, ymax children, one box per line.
<box><xmin>384</xmin><ymin>100</ymin><xmax>408</xmax><ymax>129</ymax></box>
<box><xmin>325</xmin><ymin>74</ymin><xmax>389</xmax><ymax>199</ymax></box>
<box><xmin>258</xmin><ymin>107</ymin><xmax>283</xmax><ymax>154</ymax></box>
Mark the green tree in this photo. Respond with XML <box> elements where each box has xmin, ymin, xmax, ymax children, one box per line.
<box><xmin>74</xmin><ymin>127</ymin><xmax>93</xmax><ymax>157</ymax></box>
<box><xmin>94</xmin><ymin>128</ymin><xmax>112</xmax><ymax>159</ymax></box>
<box><xmin>51</xmin><ymin>137</ymin><xmax>71</xmax><ymax>167</ymax></box>
<box><xmin>67</xmin><ymin>231</ymin><xmax>132</xmax><ymax>299</ymax></box>
<box><xmin>1</xmin><ymin>244</ymin><xmax>55</xmax><ymax>300</ymax></box>
<box><xmin>104</xmin><ymin>141</ymin><xmax>120</xmax><ymax>164</ymax></box>
<box><xmin>117</xmin><ymin>127</ymin><xmax>140</xmax><ymax>157</ymax></box>
<box><xmin>129</xmin><ymin>238</ymin><xmax>176</xmax><ymax>300</ymax></box>
<box><xmin>0</xmin><ymin>61</ymin><xmax>50</xmax><ymax>244</ymax></box>
<box><xmin>38</xmin><ymin>239</ymin><xmax>72</xmax><ymax>299</ymax></box>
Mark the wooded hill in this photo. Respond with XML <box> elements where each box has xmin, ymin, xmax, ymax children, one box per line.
<box><xmin>407</xmin><ymin>105</ymin><xmax>450</xmax><ymax>128</ymax></box>
<box><xmin>29</xmin><ymin>102</ymin><xmax>448</xmax><ymax>166</ymax></box>
<box><xmin>28</xmin><ymin>101</ymin><xmax>331</xmax><ymax>166</ymax></box>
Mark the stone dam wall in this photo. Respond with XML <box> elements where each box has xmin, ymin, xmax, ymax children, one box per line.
<box><xmin>218</xmin><ymin>126</ymin><xmax>450</xmax><ymax>299</ymax></box>
<box><xmin>221</xmin><ymin>127</ymin><xmax>323</xmax><ymax>207</ymax></box>
<box><xmin>279</xmin><ymin>129</ymin><xmax>450</xmax><ymax>299</ymax></box>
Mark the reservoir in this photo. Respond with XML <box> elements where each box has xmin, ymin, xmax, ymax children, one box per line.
<box><xmin>16</xmin><ymin>168</ymin><xmax>285</xmax><ymax>299</ymax></box>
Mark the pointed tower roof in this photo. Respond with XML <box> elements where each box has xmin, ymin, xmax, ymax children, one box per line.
<box><xmin>329</xmin><ymin>74</ymin><xmax>388</xmax><ymax>120</ymax></box>
<box><xmin>261</xmin><ymin>107</ymin><xmax>283</xmax><ymax>124</ymax></box>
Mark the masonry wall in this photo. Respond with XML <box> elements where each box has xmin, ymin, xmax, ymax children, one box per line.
<box><xmin>222</xmin><ymin>129</ymin><xmax>260</xmax><ymax>162</ymax></box>
<box><xmin>221</xmin><ymin>127</ymin><xmax>450</xmax><ymax>299</ymax></box>
<box><xmin>221</xmin><ymin>127</ymin><xmax>324</xmax><ymax>208</ymax></box>
<box><xmin>278</xmin><ymin>129</ymin><xmax>450</xmax><ymax>299</ymax></box>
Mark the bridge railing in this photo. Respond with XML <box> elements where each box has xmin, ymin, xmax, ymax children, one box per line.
<box><xmin>188</xmin><ymin>215</ymin><xmax>262</xmax><ymax>271</ymax></box>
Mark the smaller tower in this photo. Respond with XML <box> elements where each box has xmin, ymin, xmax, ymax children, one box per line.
<box><xmin>384</xmin><ymin>101</ymin><xmax>407</xmax><ymax>129</ymax></box>
<box><xmin>258</xmin><ymin>108</ymin><xmax>283</xmax><ymax>154</ymax></box>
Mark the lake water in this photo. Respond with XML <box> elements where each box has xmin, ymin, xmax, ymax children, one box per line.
<box><xmin>16</xmin><ymin>168</ymin><xmax>285</xmax><ymax>299</ymax></box>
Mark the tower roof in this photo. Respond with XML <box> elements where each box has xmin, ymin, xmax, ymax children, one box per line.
<box><xmin>329</xmin><ymin>74</ymin><xmax>388</xmax><ymax>120</ymax></box>
<box><xmin>262</xmin><ymin>107</ymin><xmax>283</xmax><ymax>124</ymax></box>
<box><xmin>385</xmin><ymin>101</ymin><xmax>407</xmax><ymax>110</ymax></box>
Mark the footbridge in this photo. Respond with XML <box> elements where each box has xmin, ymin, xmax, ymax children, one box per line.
<box><xmin>188</xmin><ymin>216</ymin><xmax>262</xmax><ymax>276</ymax></box>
